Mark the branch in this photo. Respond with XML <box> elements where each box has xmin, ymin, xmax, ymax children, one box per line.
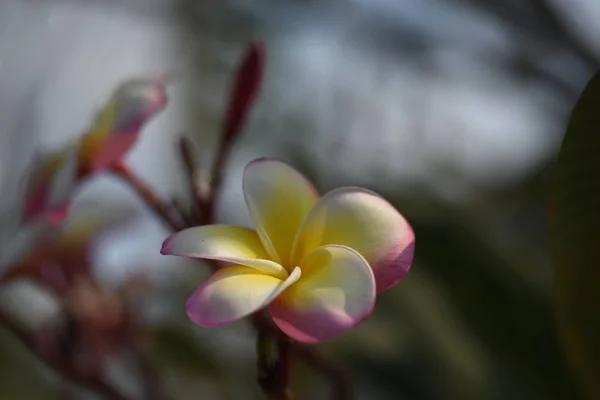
<box><xmin>251</xmin><ymin>312</ymin><xmax>351</xmax><ymax>400</ymax></box>
<box><xmin>201</xmin><ymin>133</ymin><xmax>235</xmax><ymax>224</ymax></box>
<box><xmin>110</xmin><ymin>162</ymin><xmax>186</xmax><ymax>232</ymax></box>
<box><xmin>178</xmin><ymin>137</ymin><xmax>204</xmax><ymax>224</ymax></box>
<box><xmin>0</xmin><ymin>309</ymin><xmax>132</xmax><ymax>400</ymax></box>
<box><xmin>256</xmin><ymin>326</ymin><xmax>293</xmax><ymax>400</ymax></box>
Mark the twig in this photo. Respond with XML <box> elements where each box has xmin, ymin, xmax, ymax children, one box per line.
<box><xmin>177</xmin><ymin>137</ymin><xmax>204</xmax><ymax>223</ymax></box>
<box><xmin>275</xmin><ymin>338</ymin><xmax>294</xmax><ymax>400</ymax></box>
<box><xmin>251</xmin><ymin>312</ymin><xmax>350</xmax><ymax>400</ymax></box>
<box><xmin>110</xmin><ymin>162</ymin><xmax>185</xmax><ymax>231</ymax></box>
<box><xmin>201</xmin><ymin>134</ymin><xmax>235</xmax><ymax>224</ymax></box>
<box><xmin>0</xmin><ymin>309</ymin><xmax>132</xmax><ymax>400</ymax></box>
<box><xmin>255</xmin><ymin>316</ymin><xmax>294</xmax><ymax>400</ymax></box>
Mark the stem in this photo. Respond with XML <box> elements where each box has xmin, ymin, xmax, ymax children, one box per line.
<box><xmin>110</xmin><ymin>162</ymin><xmax>185</xmax><ymax>232</ymax></box>
<box><xmin>178</xmin><ymin>136</ymin><xmax>203</xmax><ymax>223</ymax></box>
<box><xmin>275</xmin><ymin>338</ymin><xmax>294</xmax><ymax>400</ymax></box>
<box><xmin>202</xmin><ymin>136</ymin><xmax>235</xmax><ymax>224</ymax></box>
<box><xmin>0</xmin><ymin>309</ymin><xmax>132</xmax><ymax>400</ymax></box>
<box><xmin>256</xmin><ymin>322</ymin><xmax>293</xmax><ymax>400</ymax></box>
<box><xmin>251</xmin><ymin>312</ymin><xmax>351</xmax><ymax>400</ymax></box>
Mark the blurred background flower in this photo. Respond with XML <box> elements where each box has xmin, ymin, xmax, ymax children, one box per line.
<box><xmin>0</xmin><ymin>0</ymin><xmax>598</xmax><ymax>398</ymax></box>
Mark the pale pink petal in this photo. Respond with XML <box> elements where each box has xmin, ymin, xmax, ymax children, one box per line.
<box><xmin>47</xmin><ymin>144</ymin><xmax>79</xmax><ymax>207</ymax></box>
<box><xmin>46</xmin><ymin>203</ymin><xmax>71</xmax><ymax>226</ymax></box>
<box><xmin>291</xmin><ymin>187</ymin><xmax>415</xmax><ymax>293</ymax></box>
<box><xmin>22</xmin><ymin>179</ymin><xmax>50</xmax><ymax>224</ymax></box>
<box><xmin>186</xmin><ymin>265</ymin><xmax>301</xmax><ymax>326</ymax></box>
<box><xmin>161</xmin><ymin>224</ymin><xmax>287</xmax><ymax>279</ymax></box>
<box><xmin>88</xmin><ymin>78</ymin><xmax>167</xmax><ymax>171</ymax></box>
<box><xmin>89</xmin><ymin>131</ymin><xmax>139</xmax><ymax>172</ymax></box>
<box><xmin>269</xmin><ymin>245</ymin><xmax>376</xmax><ymax>343</ymax></box>
<box><xmin>242</xmin><ymin>158</ymin><xmax>318</xmax><ymax>267</ymax></box>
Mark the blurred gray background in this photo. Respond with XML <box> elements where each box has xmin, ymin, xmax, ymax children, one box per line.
<box><xmin>0</xmin><ymin>0</ymin><xmax>598</xmax><ymax>398</ymax></box>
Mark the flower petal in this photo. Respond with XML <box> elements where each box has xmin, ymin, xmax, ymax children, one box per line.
<box><xmin>291</xmin><ymin>187</ymin><xmax>415</xmax><ymax>293</ymax></box>
<box><xmin>161</xmin><ymin>224</ymin><xmax>287</xmax><ymax>279</ymax></box>
<box><xmin>269</xmin><ymin>245</ymin><xmax>375</xmax><ymax>343</ymax></box>
<box><xmin>88</xmin><ymin>130</ymin><xmax>140</xmax><ymax>172</ymax></box>
<box><xmin>46</xmin><ymin>144</ymin><xmax>79</xmax><ymax>223</ymax></box>
<box><xmin>243</xmin><ymin>158</ymin><xmax>319</xmax><ymax>267</ymax></box>
<box><xmin>81</xmin><ymin>78</ymin><xmax>167</xmax><ymax>172</ymax></box>
<box><xmin>186</xmin><ymin>265</ymin><xmax>301</xmax><ymax>326</ymax></box>
<box><xmin>22</xmin><ymin>145</ymin><xmax>78</xmax><ymax>225</ymax></box>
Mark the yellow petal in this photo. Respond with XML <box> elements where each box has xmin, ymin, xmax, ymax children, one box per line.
<box><xmin>161</xmin><ymin>224</ymin><xmax>287</xmax><ymax>279</ymax></box>
<box><xmin>291</xmin><ymin>187</ymin><xmax>415</xmax><ymax>293</ymax></box>
<box><xmin>269</xmin><ymin>245</ymin><xmax>375</xmax><ymax>342</ymax></box>
<box><xmin>187</xmin><ymin>266</ymin><xmax>301</xmax><ymax>326</ymax></box>
<box><xmin>243</xmin><ymin>158</ymin><xmax>318</xmax><ymax>267</ymax></box>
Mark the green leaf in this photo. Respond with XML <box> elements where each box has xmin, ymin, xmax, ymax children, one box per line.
<box><xmin>554</xmin><ymin>70</ymin><xmax>600</xmax><ymax>400</ymax></box>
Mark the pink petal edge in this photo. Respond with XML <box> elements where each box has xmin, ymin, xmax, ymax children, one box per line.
<box><xmin>185</xmin><ymin>266</ymin><xmax>301</xmax><ymax>327</ymax></box>
<box><xmin>268</xmin><ymin>244</ymin><xmax>376</xmax><ymax>343</ymax></box>
<box><xmin>292</xmin><ymin>186</ymin><xmax>415</xmax><ymax>293</ymax></box>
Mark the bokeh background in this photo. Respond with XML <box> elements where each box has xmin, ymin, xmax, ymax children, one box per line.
<box><xmin>0</xmin><ymin>0</ymin><xmax>598</xmax><ymax>398</ymax></box>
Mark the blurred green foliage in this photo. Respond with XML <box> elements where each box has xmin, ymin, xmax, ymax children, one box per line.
<box><xmin>554</xmin><ymin>69</ymin><xmax>600</xmax><ymax>400</ymax></box>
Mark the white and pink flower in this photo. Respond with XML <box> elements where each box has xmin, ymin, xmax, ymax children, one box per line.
<box><xmin>161</xmin><ymin>158</ymin><xmax>415</xmax><ymax>343</ymax></box>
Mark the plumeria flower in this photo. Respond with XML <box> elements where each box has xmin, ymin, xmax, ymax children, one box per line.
<box><xmin>161</xmin><ymin>159</ymin><xmax>415</xmax><ymax>343</ymax></box>
<box><xmin>78</xmin><ymin>76</ymin><xmax>168</xmax><ymax>173</ymax></box>
<box><xmin>0</xmin><ymin>77</ymin><xmax>168</xmax><ymax>276</ymax></box>
<box><xmin>21</xmin><ymin>76</ymin><xmax>168</xmax><ymax>226</ymax></box>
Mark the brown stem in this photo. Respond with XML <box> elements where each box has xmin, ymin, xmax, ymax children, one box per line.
<box><xmin>110</xmin><ymin>162</ymin><xmax>185</xmax><ymax>231</ymax></box>
<box><xmin>251</xmin><ymin>312</ymin><xmax>350</xmax><ymax>400</ymax></box>
<box><xmin>275</xmin><ymin>338</ymin><xmax>294</xmax><ymax>400</ymax></box>
<box><xmin>202</xmin><ymin>135</ymin><xmax>235</xmax><ymax>224</ymax></box>
<box><xmin>178</xmin><ymin>136</ymin><xmax>204</xmax><ymax>223</ymax></box>
<box><xmin>255</xmin><ymin>320</ymin><xmax>293</xmax><ymax>400</ymax></box>
<box><xmin>178</xmin><ymin>136</ymin><xmax>197</xmax><ymax>185</ymax></box>
<box><xmin>0</xmin><ymin>309</ymin><xmax>132</xmax><ymax>400</ymax></box>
